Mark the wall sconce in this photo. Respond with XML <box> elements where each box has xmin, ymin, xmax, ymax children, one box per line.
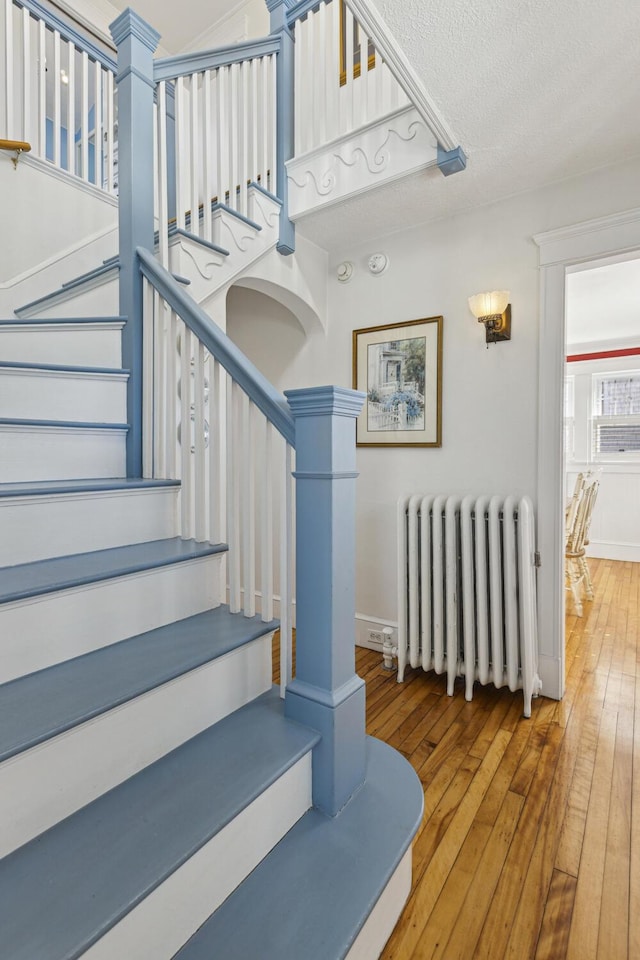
<box><xmin>468</xmin><ymin>290</ymin><xmax>511</xmax><ymax>345</ymax></box>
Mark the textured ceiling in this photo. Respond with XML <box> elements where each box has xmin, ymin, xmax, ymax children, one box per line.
<box><xmin>107</xmin><ymin>0</ymin><xmax>640</xmax><ymax>252</ymax></box>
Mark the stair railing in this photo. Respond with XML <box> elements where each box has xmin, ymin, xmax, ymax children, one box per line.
<box><xmin>138</xmin><ymin>247</ymin><xmax>295</xmax><ymax>695</ymax></box>
<box><xmin>2</xmin><ymin>0</ymin><xmax>117</xmax><ymax>192</ymax></box>
<box><xmin>286</xmin><ymin>0</ymin><xmax>409</xmax><ymax>157</ymax></box>
<box><xmin>153</xmin><ymin>39</ymin><xmax>280</xmax><ymax>267</ymax></box>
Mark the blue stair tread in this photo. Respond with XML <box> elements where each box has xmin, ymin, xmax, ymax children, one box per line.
<box><xmin>0</xmin><ymin>604</ymin><xmax>278</xmax><ymax>762</ymax></box>
<box><xmin>0</xmin><ymin>537</ymin><xmax>227</xmax><ymax>605</ymax></box>
<box><xmin>175</xmin><ymin>737</ymin><xmax>424</xmax><ymax>960</ymax></box>
<box><xmin>0</xmin><ymin>690</ymin><xmax>319</xmax><ymax>960</ymax></box>
<box><xmin>0</xmin><ymin>477</ymin><xmax>180</xmax><ymax>498</ymax></box>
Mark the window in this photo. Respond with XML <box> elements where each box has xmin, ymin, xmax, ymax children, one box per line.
<box><xmin>564</xmin><ymin>376</ymin><xmax>575</xmax><ymax>460</ymax></box>
<box><xmin>592</xmin><ymin>371</ymin><xmax>640</xmax><ymax>458</ymax></box>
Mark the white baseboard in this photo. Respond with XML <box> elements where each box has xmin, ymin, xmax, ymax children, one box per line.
<box><xmin>355</xmin><ymin>613</ymin><xmax>396</xmax><ymax>653</ymax></box>
<box><xmin>587</xmin><ymin>540</ymin><xmax>640</xmax><ymax>563</ymax></box>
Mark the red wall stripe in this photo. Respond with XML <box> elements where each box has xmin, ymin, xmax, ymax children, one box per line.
<box><xmin>567</xmin><ymin>346</ymin><xmax>640</xmax><ymax>363</ymax></box>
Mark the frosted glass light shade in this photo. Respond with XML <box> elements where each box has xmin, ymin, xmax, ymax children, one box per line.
<box><xmin>468</xmin><ymin>290</ymin><xmax>510</xmax><ymax>319</ymax></box>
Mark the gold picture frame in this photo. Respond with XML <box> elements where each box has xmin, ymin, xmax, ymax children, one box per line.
<box><xmin>352</xmin><ymin>316</ymin><xmax>443</xmax><ymax>447</ymax></box>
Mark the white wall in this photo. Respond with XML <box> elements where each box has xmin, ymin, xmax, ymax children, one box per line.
<box><xmin>566</xmin><ymin>353</ymin><xmax>640</xmax><ymax>562</ymax></box>
<box><xmin>226</xmin><ymin>155</ymin><xmax>640</xmax><ymax>664</ymax></box>
<box><xmin>0</xmin><ymin>153</ymin><xmax>117</xmax><ymax>291</ymax></box>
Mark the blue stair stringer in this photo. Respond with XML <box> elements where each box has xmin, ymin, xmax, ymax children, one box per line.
<box><xmin>0</xmin><ymin>690</ymin><xmax>320</xmax><ymax>960</ymax></box>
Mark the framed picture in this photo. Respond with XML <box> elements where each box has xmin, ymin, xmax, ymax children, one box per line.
<box><xmin>352</xmin><ymin>316</ymin><xmax>443</xmax><ymax>447</ymax></box>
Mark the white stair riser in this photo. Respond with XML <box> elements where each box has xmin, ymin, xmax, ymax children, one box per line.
<box><xmin>0</xmin><ymin>488</ymin><xmax>179</xmax><ymax>565</ymax></box>
<box><xmin>345</xmin><ymin>849</ymin><xmax>412</xmax><ymax>960</ymax></box>
<box><xmin>0</xmin><ymin>634</ymin><xmax>273</xmax><ymax>858</ymax></box>
<box><xmin>0</xmin><ymin>555</ymin><xmax>223</xmax><ymax>683</ymax></box>
<box><xmin>0</xmin><ymin>324</ymin><xmax>123</xmax><ymax>367</ymax></box>
<box><xmin>0</xmin><ymin>368</ymin><xmax>128</xmax><ymax>423</ymax></box>
<box><xmin>83</xmin><ymin>754</ymin><xmax>312</xmax><ymax>960</ymax></box>
<box><xmin>0</xmin><ymin>424</ymin><xmax>127</xmax><ymax>482</ymax></box>
<box><xmin>18</xmin><ymin>275</ymin><xmax>119</xmax><ymax>320</ymax></box>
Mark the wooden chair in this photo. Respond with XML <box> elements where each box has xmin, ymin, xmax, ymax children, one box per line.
<box><xmin>565</xmin><ymin>476</ymin><xmax>599</xmax><ymax>616</ymax></box>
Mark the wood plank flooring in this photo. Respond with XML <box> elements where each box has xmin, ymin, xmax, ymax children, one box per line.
<box><xmin>273</xmin><ymin>557</ymin><xmax>639</xmax><ymax>958</ymax></box>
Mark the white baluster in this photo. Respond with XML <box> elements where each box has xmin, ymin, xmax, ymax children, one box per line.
<box><xmin>269</xmin><ymin>53</ymin><xmax>277</xmax><ymax>193</ymax></box>
<box><xmin>279</xmin><ymin>441</ymin><xmax>293</xmax><ymax>696</ymax></box>
<box><xmin>5</xmin><ymin>0</ymin><xmax>14</xmax><ymax>138</ymax></box>
<box><xmin>166</xmin><ymin>309</ymin><xmax>178</xmax><ymax>480</ymax></box>
<box><xmin>21</xmin><ymin>6</ymin><xmax>30</xmax><ymax>142</ymax></box>
<box><xmin>37</xmin><ymin>19</ymin><xmax>45</xmax><ymax>157</ymax></box>
<box><xmin>294</xmin><ymin>20</ymin><xmax>304</xmax><ymax>157</ymax></box>
<box><xmin>380</xmin><ymin>60</ymin><xmax>393</xmax><ymax>116</ymax></box>
<box><xmin>142</xmin><ymin>277</ymin><xmax>154</xmax><ymax>478</ymax></box>
<box><xmin>53</xmin><ymin>30</ymin><xmax>61</xmax><ymax>166</ymax></box>
<box><xmin>239</xmin><ymin>60</ymin><xmax>249</xmax><ymax>215</ymax></box>
<box><xmin>316</xmin><ymin>3</ymin><xmax>327</xmax><ymax>146</ymax></box>
<box><xmin>193</xmin><ymin>341</ymin><xmax>207</xmax><ymax>542</ymax></box>
<box><xmin>297</xmin><ymin>15</ymin><xmax>311</xmax><ymax>153</ymax></box>
<box><xmin>180</xmin><ymin>325</ymin><xmax>194</xmax><ymax>538</ymax></box>
<box><xmin>250</xmin><ymin>56</ymin><xmax>258</xmax><ymax>187</ymax></box>
<box><xmin>175</xmin><ymin>76</ymin><xmax>187</xmax><ymax>229</ymax></box>
<box><xmin>190</xmin><ymin>72</ymin><xmax>200</xmax><ymax>235</ymax></box>
<box><xmin>359</xmin><ymin>21</ymin><xmax>371</xmax><ymax>125</ymax></box>
<box><xmin>344</xmin><ymin>5</ymin><xmax>355</xmax><ymax>134</ymax></box>
<box><xmin>241</xmin><ymin>394</ymin><xmax>256</xmax><ymax>616</ymax></box>
<box><xmin>227</xmin><ymin>379</ymin><xmax>242</xmax><ymax>612</ymax></box>
<box><xmin>92</xmin><ymin>59</ymin><xmax>101</xmax><ymax>185</ymax></box>
<box><xmin>202</xmin><ymin>69</ymin><xmax>213</xmax><ymax>241</ymax></box>
<box><xmin>67</xmin><ymin>45</ymin><xmax>75</xmax><ymax>175</ymax></box>
<box><xmin>153</xmin><ymin>293</ymin><xmax>165</xmax><ymax>477</ymax></box>
<box><xmin>208</xmin><ymin>358</ymin><xmax>222</xmax><ymax>545</ymax></box>
<box><xmin>261</xmin><ymin>56</ymin><xmax>269</xmax><ymax>187</ymax></box>
<box><xmin>157</xmin><ymin>80</ymin><xmax>169</xmax><ymax>266</ymax></box>
<box><xmin>326</xmin><ymin>0</ymin><xmax>340</xmax><ymax>143</ymax></box>
<box><xmin>80</xmin><ymin>50</ymin><xmax>89</xmax><ymax>179</ymax></box>
<box><xmin>261</xmin><ymin>420</ymin><xmax>274</xmax><ymax>622</ymax></box>
<box><xmin>105</xmin><ymin>68</ymin><xmax>114</xmax><ymax>192</ymax></box>
<box><xmin>229</xmin><ymin>62</ymin><xmax>239</xmax><ymax>211</ymax></box>
<box><xmin>216</xmin><ymin>66</ymin><xmax>227</xmax><ymax>205</ymax></box>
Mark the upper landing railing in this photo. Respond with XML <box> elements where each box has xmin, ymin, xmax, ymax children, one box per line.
<box><xmin>2</xmin><ymin>0</ymin><xmax>117</xmax><ymax>192</ymax></box>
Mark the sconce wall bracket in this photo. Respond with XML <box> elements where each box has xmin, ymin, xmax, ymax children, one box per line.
<box><xmin>482</xmin><ymin>303</ymin><xmax>511</xmax><ymax>344</ymax></box>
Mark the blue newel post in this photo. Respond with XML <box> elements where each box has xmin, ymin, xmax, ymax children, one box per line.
<box><xmin>265</xmin><ymin>0</ymin><xmax>295</xmax><ymax>255</ymax></box>
<box><xmin>109</xmin><ymin>10</ymin><xmax>160</xmax><ymax>477</ymax></box>
<box><xmin>284</xmin><ymin>386</ymin><xmax>367</xmax><ymax>816</ymax></box>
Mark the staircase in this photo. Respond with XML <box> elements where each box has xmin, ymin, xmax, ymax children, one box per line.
<box><xmin>0</xmin><ymin>298</ymin><xmax>422</xmax><ymax>958</ymax></box>
<box><xmin>0</xmin><ymin>0</ymin><xmax>436</xmax><ymax>954</ymax></box>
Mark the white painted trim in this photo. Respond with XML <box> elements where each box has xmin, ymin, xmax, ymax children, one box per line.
<box><xmin>355</xmin><ymin>612</ymin><xmax>396</xmax><ymax>652</ymax></box>
<box><xmin>587</xmin><ymin>541</ymin><xmax>640</xmax><ymax>563</ymax></box>
<box><xmin>345</xmin><ymin>848</ymin><xmax>412</xmax><ymax>960</ymax></box>
<box><xmin>0</xmin><ymin>226</ymin><xmax>118</xmax><ymax>291</ymax></box>
<box><xmin>344</xmin><ymin>0</ymin><xmax>458</xmax><ymax>151</ymax></box>
<box><xmin>82</xmin><ymin>755</ymin><xmax>312</xmax><ymax>960</ymax></box>
<box><xmin>534</xmin><ymin>206</ymin><xmax>640</xmax><ymax>701</ymax></box>
<box><xmin>15</xmin><ymin>269</ymin><xmax>118</xmax><ymax>320</ymax></box>
<box><xmin>0</xmin><ymin>634</ymin><xmax>273</xmax><ymax>857</ymax></box>
<box><xmin>20</xmin><ymin>153</ymin><xmax>119</xmax><ymax>206</ymax></box>
<box><xmin>567</xmin><ymin>335</ymin><xmax>640</xmax><ymax>355</ymax></box>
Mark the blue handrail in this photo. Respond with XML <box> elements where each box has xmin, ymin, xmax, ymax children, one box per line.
<box><xmin>137</xmin><ymin>247</ymin><xmax>295</xmax><ymax>447</ymax></box>
<box><xmin>14</xmin><ymin>0</ymin><xmax>117</xmax><ymax>72</ymax></box>
<box><xmin>153</xmin><ymin>35</ymin><xmax>281</xmax><ymax>83</ymax></box>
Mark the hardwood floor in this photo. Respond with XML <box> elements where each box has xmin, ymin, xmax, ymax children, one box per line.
<box><xmin>352</xmin><ymin>557</ymin><xmax>639</xmax><ymax>960</ymax></box>
<box><xmin>272</xmin><ymin>558</ymin><xmax>638</xmax><ymax>957</ymax></box>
